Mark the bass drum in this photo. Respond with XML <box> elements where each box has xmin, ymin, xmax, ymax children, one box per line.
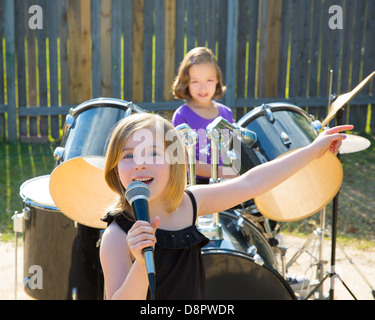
<box><xmin>234</xmin><ymin>102</ymin><xmax>343</xmax><ymax>222</ymax></box>
<box><xmin>202</xmin><ymin>211</ymin><xmax>295</xmax><ymax>300</ymax></box>
<box><xmin>20</xmin><ymin>175</ymin><xmax>104</xmax><ymax>300</ymax></box>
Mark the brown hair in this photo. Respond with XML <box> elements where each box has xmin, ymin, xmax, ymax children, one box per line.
<box><xmin>172</xmin><ymin>47</ymin><xmax>226</xmax><ymax>100</ymax></box>
<box><xmin>104</xmin><ymin>113</ymin><xmax>187</xmax><ymax>215</ymax></box>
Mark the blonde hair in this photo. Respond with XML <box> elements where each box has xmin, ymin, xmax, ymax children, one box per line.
<box><xmin>104</xmin><ymin>113</ymin><xmax>187</xmax><ymax>215</ymax></box>
<box><xmin>172</xmin><ymin>47</ymin><xmax>226</xmax><ymax>100</ymax></box>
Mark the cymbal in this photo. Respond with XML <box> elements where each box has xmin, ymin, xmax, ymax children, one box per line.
<box><xmin>339</xmin><ymin>134</ymin><xmax>371</xmax><ymax>154</ymax></box>
<box><xmin>254</xmin><ymin>151</ymin><xmax>343</xmax><ymax>222</ymax></box>
<box><xmin>50</xmin><ymin>157</ymin><xmax>117</xmax><ymax>229</ymax></box>
<box><xmin>321</xmin><ymin>71</ymin><xmax>375</xmax><ymax>128</ymax></box>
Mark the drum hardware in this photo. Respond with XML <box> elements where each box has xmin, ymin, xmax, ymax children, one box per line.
<box><xmin>72</xmin><ymin>287</ymin><xmax>78</xmax><ymax>300</ymax></box>
<box><xmin>247</xmin><ymin>245</ymin><xmax>264</xmax><ymax>266</ymax></box>
<box><xmin>22</xmin><ymin>206</ymin><xmax>31</xmax><ymax>220</ymax></box>
<box><xmin>175</xmin><ymin>123</ymin><xmax>198</xmax><ymax>186</ymax></box>
<box><xmin>263</xmin><ymin>104</ymin><xmax>275</xmax><ymax>123</ymax></box>
<box><xmin>12</xmin><ymin>210</ymin><xmax>23</xmax><ymax>300</ymax></box>
<box><xmin>206</xmin><ymin>116</ymin><xmax>257</xmax><ymax>148</ymax></box>
<box><xmin>280</xmin><ymin>131</ymin><xmax>291</xmax><ymax>146</ymax></box>
<box><xmin>232</xmin><ymin>209</ymin><xmax>244</xmax><ymax>227</ymax></box>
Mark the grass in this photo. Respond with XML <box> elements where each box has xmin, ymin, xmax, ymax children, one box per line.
<box><xmin>0</xmin><ymin>141</ymin><xmax>57</xmax><ymax>240</ymax></box>
<box><xmin>1</xmin><ymin>134</ymin><xmax>374</xmax><ymax>250</ymax></box>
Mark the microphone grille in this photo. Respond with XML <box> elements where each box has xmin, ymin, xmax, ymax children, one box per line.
<box><xmin>125</xmin><ymin>181</ymin><xmax>151</xmax><ymax>204</ymax></box>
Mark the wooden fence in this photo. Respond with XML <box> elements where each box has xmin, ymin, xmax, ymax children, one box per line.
<box><xmin>1</xmin><ymin>0</ymin><xmax>374</xmax><ymax>142</ymax></box>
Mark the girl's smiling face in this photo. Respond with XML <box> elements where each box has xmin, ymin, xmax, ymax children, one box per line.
<box><xmin>117</xmin><ymin>126</ymin><xmax>171</xmax><ymax>203</ymax></box>
<box><xmin>188</xmin><ymin>63</ymin><xmax>218</xmax><ymax>107</ymax></box>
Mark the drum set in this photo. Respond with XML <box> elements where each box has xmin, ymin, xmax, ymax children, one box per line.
<box><xmin>12</xmin><ymin>71</ymin><xmax>373</xmax><ymax>300</ymax></box>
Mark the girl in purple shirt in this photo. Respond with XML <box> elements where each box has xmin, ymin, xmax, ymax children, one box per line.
<box><xmin>171</xmin><ymin>47</ymin><xmax>236</xmax><ymax>182</ymax></box>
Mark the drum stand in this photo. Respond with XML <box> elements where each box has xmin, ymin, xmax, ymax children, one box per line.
<box><xmin>12</xmin><ymin>210</ymin><xmax>25</xmax><ymax>300</ymax></box>
<box><xmin>304</xmin><ymin>108</ymin><xmax>357</xmax><ymax>300</ymax></box>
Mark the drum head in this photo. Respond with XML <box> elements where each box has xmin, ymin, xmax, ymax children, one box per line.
<box><xmin>254</xmin><ymin>151</ymin><xmax>343</xmax><ymax>222</ymax></box>
<box><xmin>20</xmin><ymin>175</ymin><xmax>57</xmax><ymax>210</ymax></box>
<box><xmin>49</xmin><ymin>157</ymin><xmax>116</xmax><ymax>229</ymax></box>
<box><xmin>203</xmin><ymin>249</ymin><xmax>295</xmax><ymax>300</ymax></box>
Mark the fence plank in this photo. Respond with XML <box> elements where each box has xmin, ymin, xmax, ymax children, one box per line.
<box><xmin>164</xmin><ymin>0</ymin><xmax>176</xmax><ymax>102</ymax></box>
<box><xmin>47</xmin><ymin>0</ymin><xmax>60</xmax><ymax>139</ymax></box>
<box><xmin>81</xmin><ymin>0</ymin><xmax>92</xmax><ymax>101</ymax></box>
<box><xmin>207</xmin><ymin>0</ymin><xmax>217</xmax><ymax>53</ymax></box>
<box><xmin>247</xmin><ymin>0</ymin><xmax>259</xmax><ymax>100</ymax></box>
<box><xmin>154</xmin><ymin>0</ymin><xmax>164</xmax><ymax>102</ymax></box>
<box><xmin>0</xmin><ymin>3</ymin><xmax>4</xmax><ymax>139</ymax></box>
<box><xmin>68</xmin><ymin>0</ymin><xmax>82</xmax><ymax>104</ymax></box>
<box><xmin>58</xmin><ymin>0</ymin><xmax>70</xmax><ymax>105</ymax></box>
<box><xmin>132</xmin><ymin>0</ymin><xmax>144</xmax><ymax>102</ymax></box>
<box><xmin>4</xmin><ymin>0</ymin><xmax>17</xmax><ymax>141</ymax></box>
<box><xmin>25</xmin><ymin>0</ymin><xmax>38</xmax><ymax>137</ymax></box>
<box><xmin>143</xmin><ymin>0</ymin><xmax>153</xmax><ymax>102</ymax></box>
<box><xmin>37</xmin><ymin>0</ymin><xmax>48</xmax><ymax>138</ymax></box>
<box><xmin>186</xmin><ymin>0</ymin><xmax>197</xmax><ymax>52</ymax></box>
<box><xmin>15</xmin><ymin>0</ymin><xmax>27</xmax><ymax>137</ymax></box>
<box><xmin>236</xmin><ymin>0</ymin><xmax>249</xmax><ymax>100</ymax></box>
<box><xmin>224</xmin><ymin>0</ymin><xmax>238</xmax><ymax>110</ymax></box>
<box><xmin>101</xmin><ymin>0</ymin><xmax>112</xmax><ymax>98</ymax></box>
<box><xmin>122</xmin><ymin>0</ymin><xmax>132</xmax><ymax>101</ymax></box>
<box><xmin>111</xmin><ymin>0</ymin><xmax>121</xmax><ymax>99</ymax></box>
<box><xmin>174</xmin><ymin>0</ymin><xmax>185</xmax><ymax>73</ymax></box>
<box><xmin>91</xmin><ymin>0</ymin><xmax>101</xmax><ymax>98</ymax></box>
<box><xmin>258</xmin><ymin>0</ymin><xmax>282</xmax><ymax>98</ymax></box>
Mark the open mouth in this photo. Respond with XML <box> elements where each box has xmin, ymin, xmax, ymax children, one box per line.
<box><xmin>133</xmin><ymin>177</ymin><xmax>154</xmax><ymax>185</ymax></box>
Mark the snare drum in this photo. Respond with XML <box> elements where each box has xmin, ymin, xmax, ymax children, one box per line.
<box><xmin>202</xmin><ymin>211</ymin><xmax>295</xmax><ymax>300</ymax></box>
<box><xmin>49</xmin><ymin>98</ymin><xmax>138</xmax><ymax>229</ymax></box>
<box><xmin>20</xmin><ymin>175</ymin><xmax>103</xmax><ymax>300</ymax></box>
<box><xmin>234</xmin><ymin>103</ymin><xmax>343</xmax><ymax>222</ymax></box>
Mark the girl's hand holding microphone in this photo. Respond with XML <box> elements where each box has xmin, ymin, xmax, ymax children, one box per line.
<box><xmin>126</xmin><ymin>217</ymin><xmax>160</xmax><ymax>266</ymax></box>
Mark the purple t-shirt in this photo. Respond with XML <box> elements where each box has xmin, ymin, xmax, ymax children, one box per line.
<box><xmin>172</xmin><ymin>102</ymin><xmax>234</xmax><ymax>176</ymax></box>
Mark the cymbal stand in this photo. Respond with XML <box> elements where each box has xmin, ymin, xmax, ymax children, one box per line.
<box><xmin>305</xmin><ymin>108</ymin><xmax>357</xmax><ymax>300</ymax></box>
<box><xmin>285</xmin><ymin>208</ymin><xmax>327</xmax><ymax>299</ymax></box>
<box><xmin>12</xmin><ymin>210</ymin><xmax>26</xmax><ymax>300</ymax></box>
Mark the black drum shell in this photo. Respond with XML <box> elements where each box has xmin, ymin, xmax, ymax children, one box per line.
<box><xmin>202</xmin><ymin>211</ymin><xmax>295</xmax><ymax>300</ymax></box>
<box><xmin>235</xmin><ymin>103</ymin><xmax>318</xmax><ymax>174</ymax></box>
<box><xmin>20</xmin><ymin>174</ymin><xmax>104</xmax><ymax>301</ymax></box>
<box><xmin>203</xmin><ymin>250</ymin><xmax>295</xmax><ymax>300</ymax></box>
<box><xmin>23</xmin><ymin>205</ymin><xmax>103</xmax><ymax>300</ymax></box>
<box><xmin>59</xmin><ymin>98</ymin><xmax>133</xmax><ymax>161</ymax></box>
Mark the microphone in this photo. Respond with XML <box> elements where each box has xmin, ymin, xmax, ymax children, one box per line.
<box><xmin>125</xmin><ymin>181</ymin><xmax>156</xmax><ymax>299</ymax></box>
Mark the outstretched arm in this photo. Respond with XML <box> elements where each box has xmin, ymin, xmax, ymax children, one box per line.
<box><xmin>190</xmin><ymin>125</ymin><xmax>353</xmax><ymax>216</ymax></box>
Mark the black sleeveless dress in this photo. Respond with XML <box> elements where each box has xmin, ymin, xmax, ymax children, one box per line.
<box><xmin>101</xmin><ymin>189</ymin><xmax>209</xmax><ymax>300</ymax></box>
